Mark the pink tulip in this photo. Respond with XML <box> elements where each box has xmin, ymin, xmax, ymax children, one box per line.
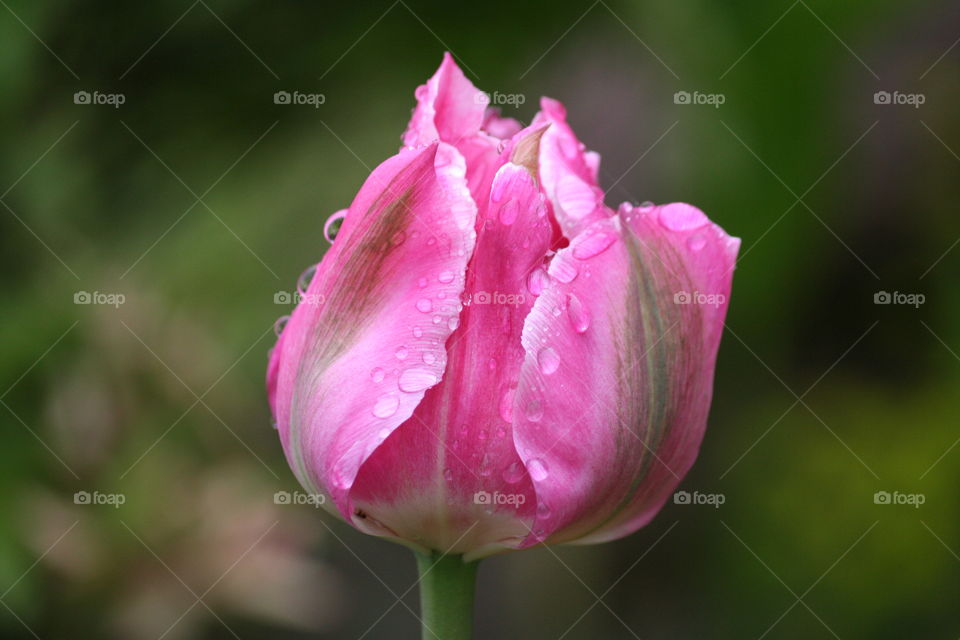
<box><xmin>267</xmin><ymin>53</ymin><xmax>739</xmax><ymax>562</ymax></box>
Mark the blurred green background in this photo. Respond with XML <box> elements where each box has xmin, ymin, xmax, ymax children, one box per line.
<box><xmin>1</xmin><ymin>1</ymin><xmax>958</xmax><ymax>638</ymax></box>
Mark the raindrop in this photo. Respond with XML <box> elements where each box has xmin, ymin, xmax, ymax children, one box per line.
<box><xmin>566</xmin><ymin>293</ymin><xmax>590</xmax><ymax>333</ymax></box>
<box><xmin>413</xmin><ymin>326</ymin><xmax>423</xmax><ymax>338</ymax></box>
<box><xmin>488</xmin><ymin>358</ymin><xmax>498</xmax><ymax>371</ymax></box>
<box><xmin>496</xmin><ymin>426</ymin><xmax>507</xmax><ymax>439</ymax></box>
<box><xmin>438</xmin><ymin>270</ymin><xmax>455</xmax><ymax>284</ymax></box>
<box><xmin>687</xmin><ymin>233</ymin><xmax>708</xmax><ymax>251</ymax></box>
<box><xmin>659</xmin><ymin>203</ymin><xmax>708</xmax><ymax>231</ymax></box>
<box><xmin>527</xmin><ymin>268</ymin><xmax>549</xmax><ymax>295</ymax></box>
<box><xmin>448</xmin><ymin>317</ymin><xmax>460</xmax><ymax>331</ymax></box>
<box><xmin>418</xmin><ymin>277</ymin><xmax>428</xmax><ymax>289</ymax></box>
<box><xmin>499</xmin><ymin>199</ymin><xmax>519</xmax><ymax>225</ymax></box>
<box><xmin>524</xmin><ymin>399</ymin><xmax>544</xmax><ymax>422</ymax></box>
<box><xmin>273</xmin><ymin>315</ymin><xmax>289</xmax><ymax>336</ymax></box>
<box><xmin>552</xmin><ymin>259</ymin><xmax>579</xmax><ymax>284</ymax></box>
<box><xmin>370</xmin><ymin>367</ymin><xmax>385</xmax><ymax>383</ymax></box>
<box><xmin>324</xmin><ymin>210</ymin><xmax>347</xmax><ymax>242</ymax></box>
<box><xmin>443</xmin><ymin>467</ymin><xmax>454</xmax><ymax>481</ymax></box>
<box><xmin>572</xmin><ymin>228</ymin><xmax>617</xmax><ymax>260</ymax></box>
<box><xmin>639</xmin><ymin>200</ymin><xmax>655</xmax><ymax>211</ymax></box>
<box><xmin>398</xmin><ymin>368</ymin><xmax>438</xmax><ymax>392</ymax></box>
<box><xmin>499</xmin><ymin>387</ymin><xmax>515</xmax><ymax>423</ymax></box>
<box><xmin>391</xmin><ymin>231</ymin><xmax>406</xmax><ymax>245</ymax></box>
<box><xmin>416</xmin><ymin>298</ymin><xmax>433</xmax><ymax>313</ymax></box>
<box><xmin>503</xmin><ymin>461</ymin><xmax>525</xmax><ymax>483</ymax></box>
<box><xmin>297</xmin><ymin>264</ymin><xmax>317</xmax><ymax>295</ymax></box>
<box><xmin>372</xmin><ymin>394</ymin><xmax>400</xmax><ymax>418</ymax></box>
<box><xmin>537</xmin><ymin>502</ymin><xmax>552</xmax><ymax>518</ymax></box>
<box><xmin>395</xmin><ymin>346</ymin><xmax>409</xmax><ymax>360</ymax></box>
<box><xmin>527</xmin><ymin>458</ymin><xmax>549</xmax><ymax>481</ymax></box>
<box><xmin>422</xmin><ymin>352</ymin><xmax>436</xmax><ymax>365</ymax></box>
<box><xmin>538</xmin><ymin>347</ymin><xmax>560</xmax><ymax>375</ymax></box>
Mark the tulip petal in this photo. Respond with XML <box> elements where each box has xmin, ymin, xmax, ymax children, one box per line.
<box><xmin>350</xmin><ymin>155</ymin><xmax>554</xmax><ymax>556</ymax></box>
<box><xmin>533</xmin><ymin>97</ymin><xmax>610</xmax><ymax>239</ymax></box>
<box><xmin>511</xmin><ymin>203</ymin><xmax>739</xmax><ymax>545</ymax></box>
<box><xmin>270</xmin><ymin>142</ymin><xmax>477</xmax><ymax>518</ymax></box>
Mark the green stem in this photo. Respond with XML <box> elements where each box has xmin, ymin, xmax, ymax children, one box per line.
<box><xmin>415</xmin><ymin>551</ymin><xmax>478</xmax><ymax>640</ymax></box>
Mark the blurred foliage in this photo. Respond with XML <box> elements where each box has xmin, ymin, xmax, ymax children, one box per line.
<box><xmin>1</xmin><ymin>0</ymin><xmax>958</xmax><ymax>638</ymax></box>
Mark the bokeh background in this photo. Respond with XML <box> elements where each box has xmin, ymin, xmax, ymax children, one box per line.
<box><xmin>2</xmin><ymin>1</ymin><xmax>958</xmax><ymax>638</ymax></box>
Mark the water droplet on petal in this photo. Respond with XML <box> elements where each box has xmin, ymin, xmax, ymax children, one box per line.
<box><xmin>418</xmin><ymin>277</ymin><xmax>428</xmax><ymax>289</ymax></box>
<box><xmin>566</xmin><ymin>293</ymin><xmax>590</xmax><ymax>333</ymax></box>
<box><xmin>297</xmin><ymin>264</ymin><xmax>317</xmax><ymax>294</ymax></box>
<box><xmin>528</xmin><ymin>458</ymin><xmax>549</xmax><ymax>481</ymax></box>
<box><xmin>398</xmin><ymin>368</ymin><xmax>438</xmax><ymax>392</ymax></box>
<box><xmin>413</xmin><ymin>326</ymin><xmax>423</xmax><ymax>338</ymax></box>
<box><xmin>395</xmin><ymin>346</ymin><xmax>408</xmax><ymax>360</ymax></box>
<box><xmin>538</xmin><ymin>347</ymin><xmax>560</xmax><ymax>375</ymax></box>
<box><xmin>370</xmin><ymin>367</ymin><xmax>385</xmax><ymax>383</ymax></box>
<box><xmin>687</xmin><ymin>232</ymin><xmax>708</xmax><ymax>251</ymax></box>
<box><xmin>372</xmin><ymin>394</ymin><xmax>399</xmax><ymax>418</ymax></box>
<box><xmin>438</xmin><ymin>270</ymin><xmax>455</xmax><ymax>284</ymax></box>
<box><xmin>499</xmin><ymin>199</ymin><xmax>519</xmax><ymax>225</ymax></box>
<box><xmin>639</xmin><ymin>200</ymin><xmax>655</xmax><ymax>211</ymax></box>
<box><xmin>503</xmin><ymin>461</ymin><xmax>525</xmax><ymax>483</ymax></box>
<box><xmin>499</xmin><ymin>387</ymin><xmax>515</xmax><ymax>423</ymax></box>
<box><xmin>488</xmin><ymin>357</ymin><xmax>497</xmax><ymax>371</ymax></box>
<box><xmin>416</xmin><ymin>298</ymin><xmax>433</xmax><ymax>313</ymax></box>
<box><xmin>527</xmin><ymin>267</ymin><xmax>549</xmax><ymax>295</ymax></box>
<box><xmin>572</xmin><ymin>228</ymin><xmax>617</xmax><ymax>260</ymax></box>
<box><xmin>524</xmin><ymin>399</ymin><xmax>544</xmax><ymax>422</ymax></box>
<box><xmin>324</xmin><ymin>210</ymin><xmax>347</xmax><ymax>242</ymax></box>
<box><xmin>443</xmin><ymin>467</ymin><xmax>453</xmax><ymax>481</ymax></box>
<box><xmin>448</xmin><ymin>317</ymin><xmax>460</xmax><ymax>331</ymax></box>
<box><xmin>391</xmin><ymin>231</ymin><xmax>406</xmax><ymax>245</ymax></box>
<box><xmin>273</xmin><ymin>315</ymin><xmax>289</xmax><ymax>336</ymax></box>
<box><xmin>537</xmin><ymin>502</ymin><xmax>552</xmax><ymax>518</ymax></box>
<box><xmin>491</xmin><ymin>176</ymin><xmax>508</xmax><ymax>203</ymax></box>
<box><xmin>496</xmin><ymin>426</ymin><xmax>507</xmax><ymax>439</ymax></box>
<box><xmin>422</xmin><ymin>352</ymin><xmax>436</xmax><ymax>365</ymax></box>
<box><xmin>659</xmin><ymin>203</ymin><xmax>708</xmax><ymax>231</ymax></box>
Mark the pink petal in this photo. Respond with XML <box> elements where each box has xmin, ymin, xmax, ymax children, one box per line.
<box><xmin>403</xmin><ymin>52</ymin><xmax>487</xmax><ymax>148</ymax></box>
<box><xmin>482</xmin><ymin>107</ymin><xmax>523</xmax><ymax>140</ymax></box>
<box><xmin>533</xmin><ymin>97</ymin><xmax>610</xmax><ymax>239</ymax></box>
<box><xmin>270</xmin><ymin>142</ymin><xmax>477</xmax><ymax>519</ymax></box>
<box><xmin>349</xmin><ymin>156</ymin><xmax>554</xmax><ymax>557</ymax></box>
<box><xmin>402</xmin><ymin>53</ymin><xmax>503</xmax><ymax>218</ymax></box>
<box><xmin>511</xmin><ymin>202</ymin><xmax>739</xmax><ymax>545</ymax></box>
